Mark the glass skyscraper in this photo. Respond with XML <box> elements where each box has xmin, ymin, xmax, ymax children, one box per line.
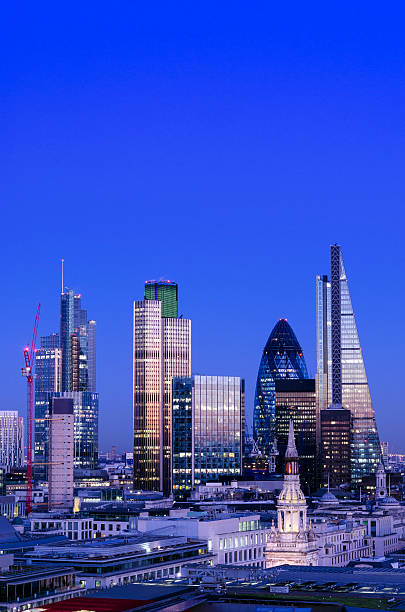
<box><xmin>35</xmin><ymin>287</ymin><xmax>99</xmax><ymax>481</ymax></box>
<box><xmin>133</xmin><ymin>285</ymin><xmax>191</xmax><ymax>494</ymax></box>
<box><xmin>49</xmin><ymin>391</ymin><xmax>98</xmax><ymax>469</ymax></box>
<box><xmin>34</xmin><ymin>335</ymin><xmax>62</xmax><ymax>481</ymax></box>
<box><xmin>275</xmin><ymin>379</ymin><xmax>317</xmax><ymax>493</ymax></box>
<box><xmin>316</xmin><ymin>245</ymin><xmax>380</xmax><ymax>483</ymax></box>
<box><xmin>172</xmin><ymin>375</ymin><xmax>245</xmax><ymax>499</ymax></box>
<box><xmin>254</xmin><ymin>319</ymin><xmax>309</xmax><ymax>458</ymax></box>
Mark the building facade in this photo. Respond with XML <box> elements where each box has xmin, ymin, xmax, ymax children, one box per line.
<box><xmin>48</xmin><ymin>398</ymin><xmax>74</xmax><ymax>510</ymax></box>
<box><xmin>320</xmin><ymin>406</ymin><xmax>351</xmax><ymax>488</ymax></box>
<box><xmin>0</xmin><ymin>412</ymin><xmax>24</xmax><ymax>471</ymax></box>
<box><xmin>144</xmin><ymin>280</ymin><xmax>178</xmax><ymax>318</ymax></box>
<box><xmin>172</xmin><ymin>375</ymin><xmax>245</xmax><ymax>498</ymax></box>
<box><xmin>137</xmin><ymin>510</ymin><xmax>269</xmax><ymax>568</ymax></box>
<box><xmin>254</xmin><ymin>319</ymin><xmax>309</xmax><ymax>460</ymax></box>
<box><xmin>316</xmin><ymin>245</ymin><xmax>380</xmax><ymax>483</ymax></box>
<box><xmin>133</xmin><ymin>288</ymin><xmax>191</xmax><ymax>494</ymax></box>
<box><xmin>35</xmin><ymin>288</ymin><xmax>99</xmax><ymax>482</ymax></box>
<box><xmin>34</xmin><ymin>335</ymin><xmax>62</xmax><ymax>481</ymax></box>
<box><xmin>275</xmin><ymin>379</ymin><xmax>317</xmax><ymax>492</ymax></box>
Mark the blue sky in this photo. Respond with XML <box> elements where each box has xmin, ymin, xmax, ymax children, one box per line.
<box><xmin>1</xmin><ymin>2</ymin><xmax>404</xmax><ymax>451</ymax></box>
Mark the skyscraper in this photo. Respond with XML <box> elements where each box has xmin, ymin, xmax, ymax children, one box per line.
<box><xmin>0</xmin><ymin>411</ymin><xmax>24</xmax><ymax>471</ymax></box>
<box><xmin>320</xmin><ymin>406</ymin><xmax>351</xmax><ymax>488</ymax></box>
<box><xmin>275</xmin><ymin>379</ymin><xmax>317</xmax><ymax>492</ymax></box>
<box><xmin>48</xmin><ymin>398</ymin><xmax>74</xmax><ymax>510</ymax></box>
<box><xmin>254</xmin><ymin>319</ymin><xmax>309</xmax><ymax>458</ymax></box>
<box><xmin>172</xmin><ymin>375</ymin><xmax>245</xmax><ymax>499</ymax></box>
<box><xmin>133</xmin><ymin>284</ymin><xmax>191</xmax><ymax>494</ymax></box>
<box><xmin>316</xmin><ymin>245</ymin><xmax>380</xmax><ymax>483</ymax></box>
<box><xmin>35</xmin><ymin>286</ymin><xmax>99</xmax><ymax>481</ymax></box>
<box><xmin>34</xmin><ymin>334</ymin><xmax>62</xmax><ymax>481</ymax></box>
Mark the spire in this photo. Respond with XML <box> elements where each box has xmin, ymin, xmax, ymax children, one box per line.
<box><xmin>285</xmin><ymin>419</ymin><xmax>298</xmax><ymax>458</ymax></box>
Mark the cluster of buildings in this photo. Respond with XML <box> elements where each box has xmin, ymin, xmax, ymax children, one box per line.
<box><xmin>0</xmin><ymin>243</ymin><xmax>403</xmax><ymax>612</ymax></box>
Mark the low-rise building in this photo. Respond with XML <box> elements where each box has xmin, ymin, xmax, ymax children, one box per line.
<box><xmin>19</xmin><ymin>534</ymin><xmax>213</xmax><ymax>589</ymax></box>
<box><xmin>135</xmin><ymin>509</ymin><xmax>269</xmax><ymax>568</ymax></box>
<box><xmin>0</xmin><ymin>554</ymin><xmax>84</xmax><ymax>612</ymax></box>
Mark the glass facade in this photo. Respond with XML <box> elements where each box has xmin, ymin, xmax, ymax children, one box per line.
<box><xmin>316</xmin><ymin>245</ymin><xmax>380</xmax><ymax>483</ymax></box>
<box><xmin>133</xmin><ymin>297</ymin><xmax>191</xmax><ymax>493</ymax></box>
<box><xmin>320</xmin><ymin>407</ymin><xmax>351</xmax><ymax>488</ymax></box>
<box><xmin>51</xmin><ymin>391</ymin><xmax>98</xmax><ymax>469</ymax></box>
<box><xmin>275</xmin><ymin>379</ymin><xmax>317</xmax><ymax>492</ymax></box>
<box><xmin>34</xmin><ymin>335</ymin><xmax>62</xmax><ymax>481</ymax></box>
<box><xmin>35</xmin><ymin>287</ymin><xmax>98</xmax><ymax>482</ymax></box>
<box><xmin>144</xmin><ymin>281</ymin><xmax>178</xmax><ymax>318</ymax></box>
<box><xmin>0</xmin><ymin>411</ymin><xmax>24</xmax><ymax>470</ymax></box>
<box><xmin>172</xmin><ymin>375</ymin><xmax>245</xmax><ymax>498</ymax></box>
<box><xmin>172</xmin><ymin>377</ymin><xmax>193</xmax><ymax>497</ymax></box>
<box><xmin>254</xmin><ymin>319</ymin><xmax>309</xmax><ymax>458</ymax></box>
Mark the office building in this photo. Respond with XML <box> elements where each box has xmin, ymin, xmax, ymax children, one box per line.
<box><xmin>144</xmin><ymin>280</ymin><xmax>178</xmax><ymax>318</ymax></box>
<box><xmin>275</xmin><ymin>379</ymin><xmax>317</xmax><ymax>492</ymax></box>
<box><xmin>133</xmin><ymin>289</ymin><xmax>191</xmax><ymax>494</ymax></box>
<box><xmin>0</xmin><ymin>412</ymin><xmax>24</xmax><ymax>471</ymax></box>
<box><xmin>381</xmin><ymin>441</ymin><xmax>389</xmax><ymax>466</ymax></box>
<box><xmin>35</xmin><ymin>289</ymin><xmax>99</xmax><ymax>481</ymax></box>
<box><xmin>316</xmin><ymin>245</ymin><xmax>380</xmax><ymax>483</ymax></box>
<box><xmin>254</xmin><ymin>319</ymin><xmax>309</xmax><ymax>459</ymax></box>
<box><xmin>320</xmin><ymin>406</ymin><xmax>351</xmax><ymax>488</ymax></box>
<box><xmin>22</xmin><ymin>534</ymin><xmax>212</xmax><ymax>589</ymax></box>
<box><xmin>34</xmin><ymin>335</ymin><xmax>62</xmax><ymax>481</ymax></box>
<box><xmin>137</xmin><ymin>509</ymin><xmax>269</xmax><ymax>568</ymax></box>
<box><xmin>50</xmin><ymin>391</ymin><xmax>98</xmax><ymax>469</ymax></box>
<box><xmin>172</xmin><ymin>375</ymin><xmax>245</xmax><ymax>498</ymax></box>
<box><xmin>87</xmin><ymin>319</ymin><xmax>97</xmax><ymax>392</ymax></box>
<box><xmin>48</xmin><ymin>398</ymin><xmax>74</xmax><ymax>510</ymax></box>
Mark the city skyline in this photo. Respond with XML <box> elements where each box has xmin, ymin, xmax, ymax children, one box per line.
<box><xmin>2</xmin><ymin>4</ymin><xmax>404</xmax><ymax>452</ymax></box>
<box><xmin>6</xmin><ymin>244</ymin><xmax>401</xmax><ymax>455</ymax></box>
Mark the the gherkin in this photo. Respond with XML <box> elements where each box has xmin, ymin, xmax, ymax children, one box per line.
<box><xmin>253</xmin><ymin>319</ymin><xmax>308</xmax><ymax>457</ymax></box>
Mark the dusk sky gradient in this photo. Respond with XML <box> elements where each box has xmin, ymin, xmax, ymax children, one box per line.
<box><xmin>2</xmin><ymin>3</ymin><xmax>404</xmax><ymax>451</ymax></box>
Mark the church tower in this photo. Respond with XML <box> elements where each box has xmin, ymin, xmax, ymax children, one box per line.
<box><xmin>375</xmin><ymin>460</ymin><xmax>387</xmax><ymax>500</ymax></box>
<box><xmin>265</xmin><ymin>420</ymin><xmax>319</xmax><ymax>568</ymax></box>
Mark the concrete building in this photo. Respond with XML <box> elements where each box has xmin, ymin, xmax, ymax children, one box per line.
<box><xmin>136</xmin><ymin>508</ymin><xmax>269</xmax><ymax>568</ymax></box>
<box><xmin>0</xmin><ymin>411</ymin><xmax>24</xmax><ymax>470</ymax></box>
<box><xmin>21</xmin><ymin>534</ymin><xmax>212</xmax><ymax>589</ymax></box>
<box><xmin>48</xmin><ymin>398</ymin><xmax>74</xmax><ymax>510</ymax></box>
<box><xmin>0</xmin><ymin>554</ymin><xmax>83</xmax><ymax>612</ymax></box>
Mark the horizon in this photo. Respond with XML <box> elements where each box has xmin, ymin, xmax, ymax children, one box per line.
<box><xmin>2</xmin><ymin>3</ymin><xmax>404</xmax><ymax>454</ymax></box>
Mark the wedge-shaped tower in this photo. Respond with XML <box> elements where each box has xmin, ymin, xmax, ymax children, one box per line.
<box><xmin>316</xmin><ymin>245</ymin><xmax>380</xmax><ymax>483</ymax></box>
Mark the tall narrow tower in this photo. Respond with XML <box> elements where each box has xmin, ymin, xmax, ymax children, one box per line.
<box><xmin>316</xmin><ymin>245</ymin><xmax>380</xmax><ymax>483</ymax></box>
<box><xmin>133</xmin><ymin>282</ymin><xmax>191</xmax><ymax>494</ymax></box>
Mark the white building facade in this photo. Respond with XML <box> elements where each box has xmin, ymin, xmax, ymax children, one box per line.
<box><xmin>0</xmin><ymin>411</ymin><xmax>24</xmax><ymax>470</ymax></box>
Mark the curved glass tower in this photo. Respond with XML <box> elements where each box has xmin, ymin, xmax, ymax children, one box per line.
<box><xmin>254</xmin><ymin>319</ymin><xmax>308</xmax><ymax>457</ymax></box>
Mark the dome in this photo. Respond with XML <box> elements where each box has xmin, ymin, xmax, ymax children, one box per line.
<box><xmin>319</xmin><ymin>491</ymin><xmax>339</xmax><ymax>505</ymax></box>
<box><xmin>380</xmin><ymin>495</ymin><xmax>399</xmax><ymax>506</ymax></box>
<box><xmin>278</xmin><ymin>482</ymin><xmax>306</xmax><ymax>505</ymax></box>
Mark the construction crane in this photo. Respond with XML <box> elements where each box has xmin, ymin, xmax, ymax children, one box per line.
<box><xmin>21</xmin><ymin>304</ymin><xmax>40</xmax><ymax>515</ymax></box>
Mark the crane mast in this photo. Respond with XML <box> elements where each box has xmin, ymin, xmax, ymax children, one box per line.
<box><xmin>21</xmin><ymin>304</ymin><xmax>40</xmax><ymax>515</ymax></box>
